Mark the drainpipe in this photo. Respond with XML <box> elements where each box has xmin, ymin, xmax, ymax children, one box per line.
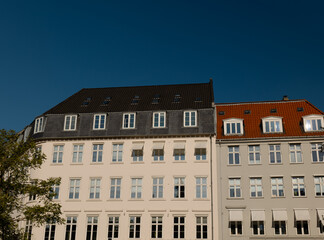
<box><xmin>209</xmin><ymin>134</ymin><xmax>214</xmax><ymax>240</ymax></box>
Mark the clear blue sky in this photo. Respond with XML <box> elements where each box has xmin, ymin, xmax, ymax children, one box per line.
<box><xmin>0</xmin><ymin>0</ymin><xmax>323</xmax><ymax>131</ymax></box>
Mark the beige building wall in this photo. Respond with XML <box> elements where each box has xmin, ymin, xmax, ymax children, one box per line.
<box><xmin>27</xmin><ymin>136</ymin><xmax>217</xmax><ymax>240</ymax></box>
<box><xmin>217</xmin><ymin>137</ymin><xmax>324</xmax><ymax>240</ymax></box>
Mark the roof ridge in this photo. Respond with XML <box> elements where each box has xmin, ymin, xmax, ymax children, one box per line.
<box><xmin>215</xmin><ymin>99</ymin><xmax>306</xmax><ymax>106</ymax></box>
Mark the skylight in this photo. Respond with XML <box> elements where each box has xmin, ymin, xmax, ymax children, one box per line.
<box><xmin>173</xmin><ymin>94</ymin><xmax>181</xmax><ymax>103</ymax></box>
<box><xmin>81</xmin><ymin>97</ymin><xmax>92</xmax><ymax>106</ymax></box>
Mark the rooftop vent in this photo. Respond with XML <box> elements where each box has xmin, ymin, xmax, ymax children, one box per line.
<box><xmin>282</xmin><ymin>95</ymin><xmax>289</xmax><ymax>101</ymax></box>
<box><xmin>152</xmin><ymin>94</ymin><xmax>161</xmax><ymax>104</ymax></box>
<box><xmin>270</xmin><ymin>109</ymin><xmax>277</xmax><ymax>113</ymax></box>
<box><xmin>102</xmin><ymin>96</ymin><xmax>112</xmax><ymax>105</ymax></box>
<box><xmin>173</xmin><ymin>94</ymin><xmax>181</xmax><ymax>103</ymax></box>
<box><xmin>244</xmin><ymin>110</ymin><xmax>251</xmax><ymax>114</ymax></box>
<box><xmin>297</xmin><ymin>107</ymin><xmax>304</xmax><ymax>112</ymax></box>
<box><xmin>81</xmin><ymin>97</ymin><xmax>92</xmax><ymax>106</ymax></box>
<box><xmin>131</xmin><ymin>95</ymin><xmax>140</xmax><ymax>104</ymax></box>
<box><xmin>218</xmin><ymin>111</ymin><xmax>225</xmax><ymax>115</ymax></box>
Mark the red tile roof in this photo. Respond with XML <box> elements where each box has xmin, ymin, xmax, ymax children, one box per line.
<box><xmin>216</xmin><ymin>100</ymin><xmax>324</xmax><ymax>139</ymax></box>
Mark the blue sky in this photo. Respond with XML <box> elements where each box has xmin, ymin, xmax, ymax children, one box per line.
<box><xmin>0</xmin><ymin>0</ymin><xmax>323</xmax><ymax>131</ymax></box>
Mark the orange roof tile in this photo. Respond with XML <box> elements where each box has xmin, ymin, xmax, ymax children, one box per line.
<box><xmin>216</xmin><ymin>99</ymin><xmax>324</xmax><ymax>140</ymax></box>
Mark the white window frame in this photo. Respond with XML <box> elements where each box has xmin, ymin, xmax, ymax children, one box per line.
<box><xmin>250</xmin><ymin>178</ymin><xmax>263</xmax><ymax>198</ymax></box>
<box><xmin>230</xmin><ymin>221</ymin><xmax>242</xmax><ymax>235</ymax></box>
<box><xmin>223</xmin><ymin>118</ymin><xmax>244</xmax><ymax>135</ymax></box>
<box><xmin>311</xmin><ymin>143</ymin><xmax>324</xmax><ymax>162</ymax></box>
<box><xmin>151</xmin><ymin>216</ymin><xmax>163</xmax><ymax>239</ymax></box>
<box><xmin>108</xmin><ymin>216</ymin><xmax>119</xmax><ymax>239</ymax></box>
<box><xmin>153</xmin><ymin>149</ymin><xmax>164</xmax><ymax>161</ymax></box>
<box><xmin>51</xmin><ymin>184</ymin><xmax>60</xmax><ymax>200</ymax></box>
<box><xmin>152</xmin><ymin>112</ymin><xmax>166</xmax><ymax>128</ymax></box>
<box><xmin>131</xmin><ymin>178</ymin><xmax>142</xmax><ymax>199</ymax></box>
<box><xmin>248</xmin><ymin>145</ymin><xmax>261</xmax><ymax>164</ymax></box>
<box><xmin>252</xmin><ymin>221</ymin><xmax>265</xmax><ymax>235</ymax></box>
<box><xmin>72</xmin><ymin>144</ymin><xmax>83</xmax><ymax>163</ymax></box>
<box><xmin>296</xmin><ymin>220</ymin><xmax>309</xmax><ymax>235</ymax></box>
<box><xmin>69</xmin><ymin>179</ymin><xmax>80</xmax><ymax>199</ymax></box>
<box><xmin>196</xmin><ymin>216</ymin><xmax>208</xmax><ymax>239</ymax></box>
<box><xmin>303</xmin><ymin>114</ymin><xmax>324</xmax><ymax>132</ymax></box>
<box><xmin>44</xmin><ymin>221</ymin><xmax>56</xmax><ymax>240</ymax></box>
<box><xmin>196</xmin><ymin>177</ymin><xmax>207</xmax><ymax>199</ymax></box>
<box><xmin>269</xmin><ymin>144</ymin><xmax>281</xmax><ymax>164</ymax></box>
<box><xmin>174</xmin><ymin>177</ymin><xmax>185</xmax><ymax>199</ymax></box>
<box><xmin>110</xmin><ymin>178</ymin><xmax>121</xmax><ymax>199</ymax></box>
<box><xmin>229</xmin><ymin>178</ymin><xmax>241</xmax><ymax>198</ymax></box>
<box><xmin>65</xmin><ymin>216</ymin><xmax>77</xmax><ymax>240</ymax></box>
<box><xmin>152</xmin><ymin>177</ymin><xmax>163</xmax><ymax>199</ymax></box>
<box><xmin>195</xmin><ymin>148</ymin><xmax>206</xmax><ymax>161</ymax></box>
<box><xmin>34</xmin><ymin>117</ymin><xmax>44</xmax><ymax>133</ymax></box>
<box><xmin>271</xmin><ymin>177</ymin><xmax>284</xmax><ymax>197</ymax></box>
<box><xmin>86</xmin><ymin>216</ymin><xmax>98</xmax><ymax>240</ymax></box>
<box><xmin>262</xmin><ymin>116</ymin><xmax>283</xmax><ymax>133</ymax></box>
<box><xmin>129</xmin><ymin>216</ymin><xmax>141</xmax><ymax>238</ymax></box>
<box><xmin>173</xmin><ymin>216</ymin><xmax>185</xmax><ymax>239</ymax></box>
<box><xmin>93</xmin><ymin>114</ymin><xmax>106</xmax><ymax>130</ymax></box>
<box><xmin>112</xmin><ymin>144</ymin><xmax>123</xmax><ymax>162</ymax></box>
<box><xmin>64</xmin><ymin>115</ymin><xmax>77</xmax><ymax>131</ymax></box>
<box><xmin>228</xmin><ymin>146</ymin><xmax>240</xmax><ymax>165</ymax></box>
<box><xmin>183</xmin><ymin>110</ymin><xmax>197</xmax><ymax>127</ymax></box>
<box><xmin>89</xmin><ymin>178</ymin><xmax>101</xmax><ymax>199</ymax></box>
<box><xmin>25</xmin><ymin>220</ymin><xmax>33</xmax><ymax>240</ymax></box>
<box><xmin>274</xmin><ymin>221</ymin><xmax>286</xmax><ymax>235</ymax></box>
<box><xmin>53</xmin><ymin>145</ymin><xmax>64</xmax><ymax>164</ymax></box>
<box><xmin>314</xmin><ymin>176</ymin><xmax>324</xmax><ymax>196</ymax></box>
<box><xmin>290</xmin><ymin>143</ymin><xmax>302</xmax><ymax>163</ymax></box>
<box><xmin>292</xmin><ymin>177</ymin><xmax>306</xmax><ymax>197</ymax></box>
<box><xmin>92</xmin><ymin>144</ymin><xmax>103</xmax><ymax>163</ymax></box>
<box><xmin>132</xmin><ymin>149</ymin><xmax>143</xmax><ymax>162</ymax></box>
<box><xmin>123</xmin><ymin>113</ymin><xmax>136</xmax><ymax>129</ymax></box>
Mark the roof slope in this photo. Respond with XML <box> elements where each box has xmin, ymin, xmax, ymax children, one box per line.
<box><xmin>216</xmin><ymin>99</ymin><xmax>324</xmax><ymax>139</ymax></box>
<box><xmin>44</xmin><ymin>81</ymin><xmax>214</xmax><ymax>114</ymax></box>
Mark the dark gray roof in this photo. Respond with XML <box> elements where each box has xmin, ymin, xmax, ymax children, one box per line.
<box><xmin>44</xmin><ymin>81</ymin><xmax>214</xmax><ymax>114</ymax></box>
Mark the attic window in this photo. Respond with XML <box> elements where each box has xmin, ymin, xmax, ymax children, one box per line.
<box><xmin>152</xmin><ymin>94</ymin><xmax>160</xmax><ymax>104</ymax></box>
<box><xmin>131</xmin><ymin>95</ymin><xmax>140</xmax><ymax>104</ymax></box>
<box><xmin>102</xmin><ymin>96</ymin><xmax>112</xmax><ymax>106</ymax></box>
<box><xmin>173</xmin><ymin>94</ymin><xmax>181</xmax><ymax>103</ymax></box>
<box><xmin>270</xmin><ymin>109</ymin><xmax>277</xmax><ymax>113</ymax></box>
<box><xmin>195</xmin><ymin>97</ymin><xmax>202</xmax><ymax>102</ymax></box>
<box><xmin>218</xmin><ymin>111</ymin><xmax>225</xmax><ymax>115</ymax></box>
<box><xmin>81</xmin><ymin>97</ymin><xmax>92</xmax><ymax>106</ymax></box>
<box><xmin>297</xmin><ymin>107</ymin><xmax>304</xmax><ymax>112</ymax></box>
<box><xmin>244</xmin><ymin>110</ymin><xmax>251</xmax><ymax>115</ymax></box>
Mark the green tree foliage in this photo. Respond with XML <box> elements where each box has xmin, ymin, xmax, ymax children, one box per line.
<box><xmin>0</xmin><ymin>129</ymin><xmax>64</xmax><ymax>239</ymax></box>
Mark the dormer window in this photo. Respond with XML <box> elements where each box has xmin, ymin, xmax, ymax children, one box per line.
<box><xmin>64</xmin><ymin>115</ymin><xmax>77</xmax><ymax>131</ymax></box>
<box><xmin>303</xmin><ymin>115</ymin><xmax>323</xmax><ymax>132</ymax></box>
<box><xmin>34</xmin><ymin>117</ymin><xmax>44</xmax><ymax>133</ymax></box>
<box><xmin>223</xmin><ymin>118</ymin><xmax>243</xmax><ymax>135</ymax></box>
<box><xmin>262</xmin><ymin>117</ymin><xmax>283</xmax><ymax>133</ymax></box>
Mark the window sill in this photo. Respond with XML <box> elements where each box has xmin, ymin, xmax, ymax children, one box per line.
<box><xmin>248</xmin><ymin>163</ymin><xmax>262</xmax><ymax>166</ymax></box>
<box><xmin>290</xmin><ymin>162</ymin><xmax>304</xmax><ymax>164</ymax></box>
<box><xmin>183</xmin><ymin>126</ymin><xmax>198</xmax><ymax>128</ymax></box>
<box><xmin>111</xmin><ymin>162</ymin><xmax>124</xmax><ymax>164</ymax></box>
<box><xmin>91</xmin><ymin>129</ymin><xmax>106</xmax><ymax>131</ymax></box>
<box><xmin>194</xmin><ymin>160</ymin><xmax>208</xmax><ymax>163</ymax></box>
<box><xmin>70</xmin><ymin>163</ymin><xmax>83</xmax><ymax>165</ymax></box>
<box><xmin>269</xmin><ymin>163</ymin><xmax>283</xmax><ymax>165</ymax></box>
<box><xmin>312</xmin><ymin>161</ymin><xmax>324</xmax><ymax>164</ymax></box>
<box><xmin>227</xmin><ymin>164</ymin><xmax>242</xmax><ymax>167</ymax></box>
<box><xmin>271</xmin><ymin>196</ymin><xmax>285</xmax><ymax>199</ymax></box>
<box><xmin>250</xmin><ymin>197</ymin><xmax>264</xmax><ymax>199</ymax></box>
<box><xmin>107</xmin><ymin>199</ymin><xmax>123</xmax><ymax>202</ymax></box>
<box><xmin>171</xmin><ymin>198</ymin><xmax>188</xmax><ymax>201</ymax></box>
<box><xmin>86</xmin><ymin>199</ymin><xmax>102</xmax><ymax>202</ymax></box>
<box><xmin>131</xmin><ymin>162</ymin><xmax>144</xmax><ymax>164</ymax></box>
<box><xmin>193</xmin><ymin>198</ymin><xmax>210</xmax><ymax>201</ymax></box>
<box><xmin>150</xmin><ymin>198</ymin><xmax>166</xmax><ymax>201</ymax></box>
<box><xmin>50</xmin><ymin>163</ymin><xmax>63</xmax><ymax>166</ymax></box>
<box><xmin>292</xmin><ymin>196</ymin><xmax>307</xmax><ymax>198</ymax></box>
<box><xmin>128</xmin><ymin>199</ymin><xmax>144</xmax><ymax>201</ymax></box>
<box><xmin>66</xmin><ymin>199</ymin><xmax>81</xmax><ymax>202</ymax></box>
<box><xmin>152</xmin><ymin>161</ymin><xmax>165</xmax><ymax>164</ymax></box>
<box><xmin>315</xmin><ymin>196</ymin><xmax>324</xmax><ymax>198</ymax></box>
<box><xmin>90</xmin><ymin>162</ymin><xmax>104</xmax><ymax>165</ymax></box>
<box><xmin>226</xmin><ymin>197</ymin><xmax>244</xmax><ymax>200</ymax></box>
<box><xmin>173</xmin><ymin>161</ymin><xmax>187</xmax><ymax>163</ymax></box>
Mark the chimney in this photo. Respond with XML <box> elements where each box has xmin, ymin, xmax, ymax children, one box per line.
<box><xmin>282</xmin><ymin>95</ymin><xmax>289</xmax><ymax>101</ymax></box>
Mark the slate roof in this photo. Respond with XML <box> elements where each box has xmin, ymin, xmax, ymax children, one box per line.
<box><xmin>216</xmin><ymin>99</ymin><xmax>324</xmax><ymax>139</ymax></box>
<box><xmin>44</xmin><ymin>81</ymin><xmax>214</xmax><ymax>114</ymax></box>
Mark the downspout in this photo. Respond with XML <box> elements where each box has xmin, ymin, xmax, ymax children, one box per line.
<box><xmin>209</xmin><ymin>134</ymin><xmax>214</xmax><ymax>240</ymax></box>
<box><xmin>218</xmin><ymin>139</ymin><xmax>223</xmax><ymax>240</ymax></box>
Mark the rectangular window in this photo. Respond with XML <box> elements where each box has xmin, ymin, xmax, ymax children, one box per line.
<box><xmin>274</xmin><ymin>221</ymin><xmax>286</xmax><ymax>235</ymax></box>
<box><xmin>269</xmin><ymin>144</ymin><xmax>281</xmax><ymax>164</ymax></box>
<box><xmin>249</xmin><ymin>145</ymin><xmax>260</xmax><ymax>164</ymax></box>
<box><xmin>196</xmin><ymin>216</ymin><xmax>207</xmax><ymax>239</ymax></box>
<box><xmin>132</xmin><ymin>150</ymin><xmax>143</xmax><ymax>162</ymax></box>
<box><xmin>69</xmin><ymin>179</ymin><xmax>80</xmax><ymax>199</ymax></box>
<box><xmin>271</xmin><ymin>177</ymin><xmax>284</xmax><ymax>197</ymax></box>
<box><xmin>53</xmin><ymin>145</ymin><xmax>64</xmax><ymax>163</ymax></box>
<box><xmin>129</xmin><ymin>216</ymin><xmax>141</xmax><ymax>238</ymax></box>
<box><xmin>250</xmin><ymin>178</ymin><xmax>262</xmax><ymax>197</ymax></box>
<box><xmin>112</xmin><ymin>144</ymin><xmax>123</xmax><ymax>162</ymax></box>
<box><xmin>173</xmin><ymin>216</ymin><xmax>185</xmax><ymax>239</ymax></box>
<box><xmin>108</xmin><ymin>216</ymin><xmax>119</xmax><ymax>239</ymax></box>
<box><xmin>44</xmin><ymin>221</ymin><xmax>56</xmax><ymax>240</ymax></box>
<box><xmin>151</xmin><ymin>216</ymin><xmax>163</xmax><ymax>239</ymax></box>
<box><xmin>34</xmin><ymin>117</ymin><xmax>44</xmax><ymax>133</ymax></box>
<box><xmin>123</xmin><ymin>113</ymin><xmax>136</xmax><ymax>129</ymax></box>
<box><xmin>228</xmin><ymin>146</ymin><xmax>240</xmax><ymax>165</ymax></box>
<box><xmin>184</xmin><ymin>111</ymin><xmax>197</xmax><ymax>127</ymax></box>
<box><xmin>296</xmin><ymin>221</ymin><xmax>309</xmax><ymax>235</ymax></box>
<box><xmin>72</xmin><ymin>144</ymin><xmax>83</xmax><ymax>163</ymax></box>
<box><xmin>225</xmin><ymin>121</ymin><xmax>242</xmax><ymax>135</ymax></box>
<box><xmin>174</xmin><ymin>149</ymin><xmax>185</xmax><ymax>161</ymax></box>
<box><xmin>252</xmin><ymin>221</ymin><xmax>264</xmax><ymax>235</ymax></box>
<box><xmin>65</xmin><ymin>216</ymin><xmax>77</xmax><ymax>240</ymax></box>
<box><xmin>314</xmin><ymin>176</ymin><xmax>324</xmax><ymax>196</ymax></box>
<box><xmin>131</xmin><ymin>178</ymin><xmax>142</xmax><ymax>199</ymax></box>
<box><xmin>24</xmin><ymin>220</ymin><xmax>32</xmax><ymax>240</ymax></box>
<box><xmin>93</xmin><ymin>114</ymin><xmax>106</xmax><ymax>130</ymax></box>
<box><xmin>230</xmin><ymin>221</ymin><xmax>242</xmax><ymax>235</ymax></box>
<box><xmin>305</xmin><ymin>118</ymin><xmax>323</xmax><ymax>131</ymax></box>
<box><xmin>153</xmin><ymin>112</ymin><xmax>165</xmax><ymax>128</ymax></box>
<box><xmin>51</xmin><ymin>184</ymin><xmax>60</xmax><ymax>200</ymax></box>
<box><xmin>86</xmin><ymin>216</ymin><xmax>98</xmax><ymax>240</ymax></box>
<box><xmin>89</xmin><ymin>178</ymin><xmax>101</xmax><ymax>199</ymax></box>
<box><xmin>92</xmin><ymin>144</ymin><xmax>103</xmax><ymax>163</ymax></box>
<box><xmin>290</xmin><ymin>144</ymin><xmax>302</xmax><ymax>163</ymax></box>
<box><xmin>312</xmin><ymin>143</ymin><xmax>324</xmax><ymax>162</ymax></box>
<box><xmin>64</xmin><ymin>115</ymin><xmax>77</xmax><ymax>131</ymax></box>
<box><xmin>196</xmin><ymin>177</ymin><xmax>207</xmax><ymax>199</ymax></box>
<box><xmin>292</xmin><ymin>177</ymin><xmax>306</xmax><ymax>197</ymax></box>
<box><xmin>263</xmin><ymin>119</ymin><xmax>282</xmax><ymax>133</ymax></box>
<box><xmin>229</xmin><ymin>178</ymin><xmax>241</xmax><ymax>198</ymax></box>
<box><xmin>153</xmin><ymin>149</ymin><xmax>164</xmax><ymax>161</ymax></box>
<box><xmin>29</xmin><ymin>181</ymin><xmax>36</xmax><ymax>201</ymax></box>
<box><xmin>152</xmin><ymin>177</ymin><xmax>163</xmax><ymax>199</ymax></box>
<box><xmin>174</xmin><ymin>177</ymin><xmax>185</xmax><ymax>198</ymax></box>
<box><xmin>195</xmin><ymin>148</ymin><xmax>206</xmax><ymax>161</ymax></box>
<box><xmin>110</xmin><ymin>178</ymin><xmax>121</xmax><ymax>199</ymax></box>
